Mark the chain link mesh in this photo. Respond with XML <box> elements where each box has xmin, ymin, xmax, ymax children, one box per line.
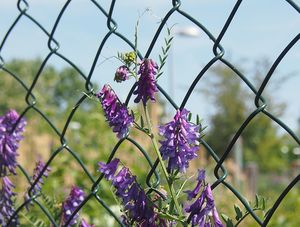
<box><xmin>0</xmin><ymin>0</ymin><xmax>299</xmax><ymax>226</ymax></box>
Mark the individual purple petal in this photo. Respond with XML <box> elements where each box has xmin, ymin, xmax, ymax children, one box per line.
<box><xmin>97</xmin><ymin>85</ymin><xmax>133</xmax><ymax>139</ymax></box>
<box><xmin>62</xmin><ymin>186</ymin><xmax>85</xmax><ymax>226</ymax></box>
<box><xmin>80</xmin><ymin>218</ymin><xmax>95</xmax><ymax>227</ymax></box>
<box><xmin>212</xmin><ymin>206</ymin><xmax>224</xmax><ymax>227</ymax></box>
<box><xmin>133</xmin><ymin>59</ymin><xmax>158</xmax><ymax>104</ymax></box>
<box><xmin>98</xmin><ymin>158</ymin><xmax>120</xmax><ymax>180</ymax></box>
<box><xmin>0</xmin><ymin>109</ymin><xmax>26</xmax><ymax>176</ymax></box>
<box><xmin>0</xmin><ymin>177</ymin><xmax>18</xmax><ymax>226</ymax></box>
<box><xmin>114</xmin><ymin>65</ymin><xmax>129</xmax><ymax>82</ymax></box>
<box><xmin>197</xmin><ymin>169</ymin><xmax>206</xmax><ymax>181</ymax></box>
<box><xmin>159</xmin><ymin>108</ymin><xmax>200</xmax><ymax>172</ymax></box>
<box><xmin>184</xmin><ymin>169</ymin><xmax>206</xmax><ymax>200</ymax></box>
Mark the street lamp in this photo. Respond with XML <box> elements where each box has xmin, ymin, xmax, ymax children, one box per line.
<box><xmin>169</xmin><ymin>26</ymin><xmax>200</xmax><ymax>100</ymax></box>
<box><xmin>173</xmin><ymin>26</ymin><xmax>201</xmax><ymax>38</ymax></box>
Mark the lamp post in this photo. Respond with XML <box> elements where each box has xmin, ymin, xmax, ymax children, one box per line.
<box><xmin>168</xmin><ymin>26</ymin><xmax>200</xmax><ymax>100</ymax></box>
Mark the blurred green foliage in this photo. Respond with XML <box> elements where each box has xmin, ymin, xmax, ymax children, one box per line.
<box><xmin>205</xmin><ymin>62</ymin><xmax>294</xmax><ymax>172</ymax></box>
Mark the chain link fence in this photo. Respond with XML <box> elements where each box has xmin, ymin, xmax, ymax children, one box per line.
<box><xmin>0</xmin><ymin>0</ymin><xmax>300</xmax><ymax>226</ymax></box>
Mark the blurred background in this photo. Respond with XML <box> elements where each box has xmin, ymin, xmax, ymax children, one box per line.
<box><xmin>0</xmin><ymin>0</ymin><xmax>300</xmax><ymax>226</ymax></box>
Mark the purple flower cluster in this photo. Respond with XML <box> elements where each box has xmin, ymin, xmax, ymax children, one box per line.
<box><xmin>159</xmin><ymin>108</ymin><xmax>200</xmax><ymax>173</ymax></box>
<box><xmin>98</xmin><ymin>158</ymin><xmax>156</xmax><ymax>226</ymax></box>
<box><xmin>0</xmin><ymin>177</ymin><xmax>18</xmax><ymax>226</ymax></box>
<box><xmin>133</xmin><ymin>59</ymin><xmax>158</xmax><ymax>104</ymax></box>
<box><xmin>114</xmin><ymin>65</ymin><xmax>129</xmax><ymax>83</ymax></box>
<box><xmin>31</xmin><ymin>160</ymin><xmax>51</xmax><ymax>194</ymax></box>
<box><xmin>185</xmin><ymin>170</ymin><xmax>223</xmax><ymax>227</ymax></box>
<box><xmin>0</xmin><ymin>109</ymin><xmax>26</xmax><ymax>176</ymax></box>
<box><xmin>97</xmin><ymin>85</ymin><xmax>133</xmax><ymax>139</ymax></box>
<box><xmin>62</xmin><ymin>186</ymin><xmax>85</xmax><ymax>226</ymax></box>
<box><xmin>24</xmin><ymin>160</ymin><xmax>51</xmax><ymax>211</ymax></box>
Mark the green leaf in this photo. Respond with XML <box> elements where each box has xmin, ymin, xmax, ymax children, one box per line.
<box><xmin>159</xmin><ymin>55</ymin><xmax>163</xmax><ymax>64</ymax></box>
<box><xmin>157</xmin><ymin>72</ymin><xmax>163</xmax><ymax>79</ymax></box>
<box><xmin>255</xmin><ymin>194</ymin><xmax>259</xmax><ymax>208</ymax></box>
<box><xmin>164</xmin><ymin>37</ymin><xmax>168</xmax><ymax>45</ymax></box>
<box><xmin>165</xmin><ymin>45</ymin><xmax>171</xmax><ymax>52</ymax></box>
<box><xmin>140</xmin><ymin>115</ymin><xmax>144</xmax><ymax>128</ymax></box>
<box><xmin>221</xmin><ymin>214</ymin><xmax>234</xmax><ymax>227</ymax></box>
<box><xmin>234</xmin><ymin>204</ymin><xmax>243</xmax><ymax>221</ymax></box>
<box><xmin>167</xmin><ymin>27</ymin><xmax>171</xmax><ymax>35</ymax></box>
<box><xmin>188</xmin><ymin>112</ymin><xmax>192</xmax><ymax>121</ymax></box>
<box><xmin>160</xmin><ymin>62</ymin><xmax>166</xmax><ymax>69</ymax></box>
<box><xmin>226</xmin><ymin>220</ymin><xmax>235</xmax><ymax>227</ymax></box>
<box><xmin>196</xmin><ymin>114</ymin><xmax>200</xmax><ymax>125</ymax></box>
<box><xmin>168</xmin><ymin>36</ymin><xmax>174</xmax><ymax>43</ymax></box>
<box><xmin>262</xmin><ymin>197</ymin><xmax>266</xmax><ymax>210</ymax></box>
<box><xmin>221</xmin><ymin>214</ymin><xmax>229</xmax><ymax>222</ymax></box>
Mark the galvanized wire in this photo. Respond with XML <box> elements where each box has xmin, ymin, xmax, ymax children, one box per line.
<box><xmin>0</xmin><ymin>0</ymin><xmax>299</xmax><ymax>226</ymax></box>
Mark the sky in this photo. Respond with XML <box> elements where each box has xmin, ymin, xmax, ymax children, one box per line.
<box><xmin>1</xmin><ymin>0</ymin><xmax>300</xmax><ymax>132</ymax></box>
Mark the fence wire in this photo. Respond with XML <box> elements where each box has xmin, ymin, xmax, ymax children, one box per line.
<box><xmin>0</xmin><ymin>0</ymin><xmax>300</xmax><ymax>226</ymax></box>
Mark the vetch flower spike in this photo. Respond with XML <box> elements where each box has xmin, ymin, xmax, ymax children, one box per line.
<box><xmin>0</xmin><ymin>109</ymin><xmax>26</xmax><ymax>176</ymax></box>
<box><xmin>99</xmin><ymin>158</ymin><xmax>156</xmax><ymax>226</ymax></box>
<box><xmin>25</xmin><ymin>160</ymin><xmax>51</xmax><ymax>211</ymax></box>
<box><xmin>0</xmin><ymin>177</ymin><xmax>18</xmax><ymax>226</ymax></box>
<box><xmin>133</xmin><ymin>59</ymin><xmax>158</xmax><ymax>104</ymax></box>
<box><xmin>31</xmin><ymin>160</ymin><xmax>51</xmax><ymax>195</ymax></box>
<box><xmin>159</xmin><ymin>108</ymin><xmax>200</xmax><ymax>173</ymax></box>
<box><xmin>62</xmin><ymin>186</ymin><xmax>85</xmax><ymax>226</ymax></box>
<box><xmin>186</xmin><ymin>184</ymin><xmax>223</xmax><ymax>227</ymax></box>
<box><xmin>97</xmin><ymin>85</ymin><xmax>133</xmax><ymax>139</ymax></box>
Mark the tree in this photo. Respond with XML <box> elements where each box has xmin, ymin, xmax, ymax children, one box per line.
<box><xmin>204</xmin><ymin>61</ymin><xmax>288</xmax><ymax>172</ymax></box>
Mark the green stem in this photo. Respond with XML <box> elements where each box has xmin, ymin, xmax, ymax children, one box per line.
<box><xmin>143</xmin><ymin>104</ymin><xmax>183</xmax><ymax>217</ymax></box>
<box><xmin>235</xmin><ymin>208</ymin><xmax>262</xmax><ymax>226</ymax></box>
<box><xmin>157</xmin><ymin>211</ymin><xmax>184</xmax><ymax>223</ymax></box>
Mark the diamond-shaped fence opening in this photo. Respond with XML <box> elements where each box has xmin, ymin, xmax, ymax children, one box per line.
<box><xmin>0</xmin><ymin>0</ymin><xmax>299</xmax><ymax>226</ymax></box>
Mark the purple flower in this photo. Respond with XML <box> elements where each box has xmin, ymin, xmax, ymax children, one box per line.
<box><xmin>24</xmin><ymin>160</ymin><xmax>51</xmax><ymax>210</ymax></box>
<box><xmin>80</xmin><ymin>218</ymin><xmax>95</xmax><ymax>227</ymax></box>
<box><xmin>133</xmin><ymin>59</ymin><xmax>158</xmax><ymax>104</ymax></box>
<box><xmin>0</xmin><ymin>109</ymin><xmax>26</xmax><ymax>176</ymax></box>
<box><xmin>62</xmin><ymin>186</ymin><xmax>85</xmax><ymax>226</ymax></box>
<box><xmin>159</xmin><ymin>108</ymin><xmax>200</xmax><ymax>173</ymax></box>
<box><xmin>186</xmin><ymin>184</ymin><xmax>223</xmax><ymax>227</ymax></box>
<box><xmin>114</xmin><ymin>65</ymin><xmax>129</xmax><ymax>82</ymax></box>
<box><xmin>112</xmin><ymin>167</ymin><xmax>135</xmax><ymax>198</ymax></box>
<box><xmin>98</xmin><ymin>158</ymin><xmax>119</xmax><ymax>180</ymax></box>
<box><xmin>184</xmin><ymin>169</ymin><xmax>206</xmax><ymax>200</ymax></box>
<box><xmin>97</xmin><ymin>85</ymin><xmax>133</xmax><ymax>139</ymax></box>
<box><xmin>99</xmin><ymin>158</ymin><xmax>155</xmax><ymax>225</ymax></box>
<box><xmin>31</xmin><ymin>160</ymin><xmax>51</xmax><ymax>194</ymax></box>
<box><xmin>212</xmin><ymin>206</ymin><xmax>223</xmax><ymax>227</ymax></box>
<box><xmin>0</xmin><ymin>177</ymin><xmax>18</xmax><ymax>226</ymax></box>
